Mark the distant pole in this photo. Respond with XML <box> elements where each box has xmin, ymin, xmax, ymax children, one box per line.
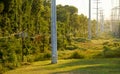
<box><xmin>51</xmin><ymin>0</ymin><xmax>57</xmax><ymax>64</ymax></box>
<box><xmin>118</xmin><ymin>0</ymin><xmax>120</xmax><ymax>36</ymax></box>
<box><xmin>88</xmin><ymin>0</ymin><xmax>92</xmax><ymax>40</ymax></box>
<box><xmin>100</xmin><ymin>10</ymin><xmax>104</xmax><ymax>32</ymax></box>
<box><xmin>118</xmin><ymin>0</ymin><xmax>120</xmax><ymax>21</ymax></box>
<box><xmin>96</xmin><ymin>0</ymin><xmax>99</xmax><ymax>36</ymax></box>
<box><xmin>102</xmin><ymin>12</ymin><xmax>104</xmax><ymax>32</ymax></box>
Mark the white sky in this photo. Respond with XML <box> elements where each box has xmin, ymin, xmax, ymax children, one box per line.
<box><xmin>56</xmin><ymin>0</ymin><xmax>112</xmax><ymax>20</ymax></box>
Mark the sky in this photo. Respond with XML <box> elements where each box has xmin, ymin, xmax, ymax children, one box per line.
<box><xmin>56</xmin><ymin>0</ymin><xmax>112</xmax><ymax>20</ymax></box>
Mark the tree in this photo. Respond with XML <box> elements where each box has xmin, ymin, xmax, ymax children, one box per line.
<box><xmin>0</xmin><ymin>1</ymin><xmax>4</xmax><ymax>13</ymax></box>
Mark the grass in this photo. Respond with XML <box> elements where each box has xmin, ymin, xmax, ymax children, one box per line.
<box><xmin>57</xmin><ymin>38</ymin><xmax>113</xmax><ymax>59</ymax></box>
<box><xmin>73</xmin><ymin>38</ymin><xmax>112</xmax><ymax>50</ymax></box>
<box><xmin>4</xmin><ymin>58</ymin><xmax>120</xmax><ymax>74</ymax></box>
<box><xmin>3</xmin><ymin>35</ymin><xmax>120</xmax><ymax>74</ymax></box>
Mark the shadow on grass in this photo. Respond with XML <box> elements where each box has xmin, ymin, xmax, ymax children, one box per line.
<box><xmin>29</xmin><ymin>58</ymin><xmax>120</xmax><ymax>74</ymax></box>
<box><xmin>53</xmin><ymin>63</ymin><xmax>120</xmax><ymax>74</ymax></box>
<box><xmin>51</xmin><ymin>59</ymin><xmax>120</xmax><ymax>74</ymax></box>
<box><xmin>53</xmin><ymin>59</ymin><xmax>120</xmax><ymax>74</ymax></box>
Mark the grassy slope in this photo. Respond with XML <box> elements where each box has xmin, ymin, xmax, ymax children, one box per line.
<box><xmin>4</xmin><ymin>34</ymin><xmax>120</xmax><ymax>74</ymax></box>
<box><xmin>4</xmin><ymin>58</ymin><xmax>120</xmax><ymax>74</ymax></box>
<box><xmin>59</xmin><ymin>38</ymin><xmax>113</xmax><ymax>59</ymax></box>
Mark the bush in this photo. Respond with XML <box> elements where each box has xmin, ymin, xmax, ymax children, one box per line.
<box><xmin>0</xmin><ymin>1</ymin><xmax>4</xmax><ymax>13</ymax></box>
<box><xmin>34</xmin><ymin>51</ymin><xmax>51</xmax><ymax>61</ymax></box>
<box><xmin>34</xmin><ymin>54</ymin><xmax>44</xmax><ymax>61</ymax></box>
<box><xmin>102</xmin><ymin>41</ymin><xmax>109</xmax><ymax>45</ymax></box>
<box><xmin>43</xmin><ymin>51</ymin><xmax>51</xmax><ymax>60</ymax></box>
<box><xmin>102</xmin><ymin>46</ymin><xmax>120</xmax><ymax>58</ymax></box>
<box><xmin>113</xmin><ymin>42</ymin><xmax>120</xmax><ymax>47</ymax></box>
<box><xmin>113</xmin><ymin>47</ymin><xmax>120</xmax><ymax>57</ymax></box>
<box><xmin>0</xmin><ymin>64</ymin><xmax>4</xmax><ymax>74</ymax></box>
<box><xmin>103</xmin><ymin>45</ymin><xmax>111</xmax><ymax>51</ymax></box>
<box><xmin>74</xmin><ymin>38</ymin><xmax>89</xmax><ymax>42</ymax></box>
<box><xmin>26</xmin><ymin>55</ymin><xmax>34</xmax><ymax>63</ymax></box>
<box><xmin>69</xmin><ymin>50</ymin><xmax>84</xmax><ymax>59</ymax></box>
<box><xmin>84</xmin><ymin>50</ymin><xmax>102</xmax><ymax>59</ymax></box>
<box><xmin>66</xmin><ymin>45</ymin><xmax>78</xmax><ymax>50</ymax></box>
<box><xmin>4</xmin><ymin>63</ymin><xmax>16</xmax><ymax>70</ymax></box>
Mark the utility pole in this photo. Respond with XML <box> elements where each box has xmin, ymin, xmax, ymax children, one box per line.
<box><xmin>99</xmin><ymin>10</ymin><xmax>104</xmax><ymax>32</ymax></box>
<box><xmin>51</xmin><ymin>0</ymin><xmax>57</xmax><ymax>64</ymax></box>
<box><xmin>88</xmin><ymin>0</ymin><xmax>92</xmax><ymax>40</ymax></box>
<box><xmin>96</xmin><ymin>0</ymin><xmax>99</xmax><ymax>36</ymax></box>
<box><xmin>118</xmin><ymin>0</ymin><xmax>120</xmax><ymax>37</ymax></box>
<box><xmin>119</xmin><ymin>0</ymin><xmax>120</xmax><ymax>21</ymax></box>
<box><xmin>93</xmin><ymin>0</ymin><xmax>101</xmax><ymax>36</ymax></box>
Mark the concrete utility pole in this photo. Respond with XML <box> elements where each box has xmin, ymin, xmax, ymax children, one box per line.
<box><xmin>51</xmin><ymin>0</ymin><xmax>57</xmax><ymax>64</ymax></box>
<box><xmin>93</xmin><ymin>0</ymin><xmax>101</xmax><ymax>36</ymax></box>
<box><xmin>99</xmin><ymin>10</ymin><xmax>104</xmax><ymax>32</ymax></box>
<box><xmin>88</xmin><ymin>0</ymin><xmax>92</xmax><ymax>40</ymax></box>
<box><xmin>96</xmin><ymin>0</ymin><xmax>99</xmax><ymax>36</ymax></box>
<box><xmin>118</xmin><ymin>0</ymin><xmax>120</xmax><ymax>37</ymax></box>
<box><xmin>119</xmin><ymin>0</ymin><xmax>120</xmax><ymax>21</ymax></box>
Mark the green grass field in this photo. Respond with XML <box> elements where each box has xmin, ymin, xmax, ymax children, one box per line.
<box><xmin>4</xmin><ymin>38</ymin><xmax>120</xmax><ymax>74</ymax></box>
<box><xmin>4</xmin><ymin>58</ymin><xmax>120</xmax><ymax>74</ymax></box>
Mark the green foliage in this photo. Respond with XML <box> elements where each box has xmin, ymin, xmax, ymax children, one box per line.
<box><xmin>0</xmin><ymin>64</ymin><xmax>4</xmax><ymax>74</ymax></box>
<box><xmin>113</xmin><ymin>42</ymin><xmax>120</xmax><ymax>47</ymax></box>
<box><xmin>102</xmin><ymin>41</ymin><xmax>109</xmax><ymax>45</ymax></box>
<box><xmin>1</xmin><ymin>0</ymin><xmax>119</xmax><ymax>73</ymax></box>
<box><xmin>34</xmin><ymin>51</ymin><xmax>51</xmax><ymax>61</ymax></box>
<box><xmin>0</xmin><ymin>1</ymin><xmax>4</xmax><ymax>13</ymax></box>
<box><xmin>57</xmin><ymin>5</ymin><xmax>91</xmax><ymax>50</ymax></box>
<box><xmin>66</xmin><ymin>45</ymin><xmax>78</xmax><ymax>50</ymax></box>
<box><xmin>103</xmin><ymin>45</ymin><xmax>111</xmax><ymax>51</ymax></box>
<box><xmin>0</xmin><ymin>0</ymin><xmax>51</xmax><ymax>71</ymax></box>
<box><xmin>43</xmin><ymin>51</ymin><xmax>51</xmax><ymax>60</ymax></box>
<box><xmin>74</xmin><ymin>37</ymin><xmax>89</xmax><ymax>42</ymax></box>
<box><xmin>102</xmin><ymin>44</ymin><xmax>120</xmax><ymax>58</ymax></box>
<box><xmin>69</xmin><ymin>50</ymin><xmax>84</xmax><ymax>59</ymax></box>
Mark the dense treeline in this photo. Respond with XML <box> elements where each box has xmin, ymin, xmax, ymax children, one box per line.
<box><xmin>57</xmin><ymin>5</ymin><xmax>96</xmax><ymax>49</ymax></box>
<box><xmin>0</xmin><ymin>0</ymin><xmax>97</xmax><ymax>73</ymax></box>
<box><xmin>0</xmin><ymin>0</ymin><xmax>51</xmax><ymax>73</ymax></box>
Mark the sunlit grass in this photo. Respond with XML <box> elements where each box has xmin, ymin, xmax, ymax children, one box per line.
<box><xmin>4</xmin><ymin>37</ymin><xmax>120</xmax><ymax>74</ymax></box>
<box><xmin>59</xmin><ymin>38</ymin><xmax>120</xmax><ymax>59</ymax></box>
<box><xmin>4</xmin><ymin>58</ymin><xmax>120</xmax><ymax>74</ymax></box>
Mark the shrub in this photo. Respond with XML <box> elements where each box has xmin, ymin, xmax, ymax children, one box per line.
<box><xmin>66</xmin><ymin>45</ymin><xmax>78</xmax><ymax>50</ymax></box>
<box><xmin>84</xmin><ymin>50</ymin><xmax>102</xmax><ymax>59</ymax></box>
<box><xmin>43</xmin><ymin>51</ymin><xmax>51</xmax><ymax>60</ymax></box>
<box><xmin>102</xmin><ymin>46</ymin><xmax>120</xmax><ymax>58</ymax></box>
<box><xmin>0</xmin><ymin>64</ymin><xmax>4</xmax><ymax>74</ymax></box>
<box><xmin>69</xmin><ymin>50</ymin><xmax>84</xmax><ymax>59</ymax></box>
<box><xmin>102</xmin><ymin>41</ymin><xmax>109</xmax><ymax>45</ymax></box>
<box><xmin>34</xmin><ymin>54</ymin><xmax>44</xmax><ymax>61</ymax></box>
<box><xmin>113</xmin><ymin>47</ymin><xmax>120</xmax><ymax>57</ymax></box>
<box><xmin>34</xmin><ymin>51</ymin><xmax>51</xmax><ymax>61</ymax></box>
<box><xmin>74</xmin><ymin>38</ymin><xmax>89</xmax><ymax>42</ymax></box>
<box><xmin>103</xmin><ymin>46</ymin><xmax>111</xmax><ymax>52</ymax></box>
<box><xmin>26</xmin><ymin>55</ymin><xmax>34</xmax><ymax>63</ymax></box>
<box><xmin>92</xmin><ymin>53</ymin><xmax>103</xmax><ymax>58</ymax></box>
<box><xmin>113</xmin><ymin>42</ymin><xmax>120</xmax><ymax>47</ymax></box>
<box><xmin>0</xmin><ymin>1</ymin><xmax>4</xmax><ymax>13</ymax></box>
